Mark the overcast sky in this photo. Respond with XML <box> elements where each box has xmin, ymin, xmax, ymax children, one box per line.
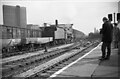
<box><xmin>0</xmin><ymin>0</ymin><xmax>119</xmax><ymax>35</ymax></box>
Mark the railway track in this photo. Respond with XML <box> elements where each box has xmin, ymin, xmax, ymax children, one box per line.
<box><xmin>2</xmin><ymin>46</ymin><xmax>42</xmax><ymax>58</ymax></box>
<box><xmin>2</xmin><ymin>42</ymin><xmax>83</xmax><ymax>78</ymax></box>
<box><xmin>2</xmin><ymin>43</ymin><xmax>68</xmax><ymax>58</ymax></box>
<box><xmin>2</xmin><ymin>43</ymin><xmax>74</xmax><ymax>64</ymax></box>
<box><xmin>12</xmin><ymin>42</ymin><xmax>99</xmax><ymax>79</ymax></box>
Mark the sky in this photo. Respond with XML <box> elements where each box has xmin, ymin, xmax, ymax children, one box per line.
<box><xmin>0</xmin><ymin>0</ymin><xmax>119</xmax><ymax>35</ymax></box>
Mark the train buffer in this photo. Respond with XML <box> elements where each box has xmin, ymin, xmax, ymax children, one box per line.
<box><xmin>50</xmin><ymin>43</ymin><xmax>119</xmax><ymax>79</ymax></box>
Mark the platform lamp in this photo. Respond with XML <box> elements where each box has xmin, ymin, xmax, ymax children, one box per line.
<box><xmin>108</xmin><ymin>14</ymin><xmax>112</xmax><ymax>22</ymax></box>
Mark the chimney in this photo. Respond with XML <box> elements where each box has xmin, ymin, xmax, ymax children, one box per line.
<box><xmin>44</xmin><ymin>23</ymin><xmax>47</xmax><ymax>27</ymax></box>
<box><xmin>55</xmin><ymin>20</ymin><xmax>58</xmax><ymax>26</ymax></box>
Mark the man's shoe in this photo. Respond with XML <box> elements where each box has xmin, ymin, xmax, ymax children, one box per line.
<box><xmin>104</xmin><ymin>57</ymin><xmax>110</xmax><ymax>60</ymax></box>
<box><xmin>99</xmin><ymin>58</ymin><xmax>105</xmax><ymax>61</ymax></box>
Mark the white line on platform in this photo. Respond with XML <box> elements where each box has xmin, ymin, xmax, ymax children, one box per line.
<box><xmin>50</xmin><ymin>42</ymin><xmax>102</xmax><ymax>78</ymax></box>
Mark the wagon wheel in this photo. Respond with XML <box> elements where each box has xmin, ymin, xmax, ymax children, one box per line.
<box><xmin>3</xmin><ymin>47</ymin><xmax>10</xmax><ymax>53</ymax></box>
<box><xmin>17</xmin><ymin>45</ymin><xmax>22</xmax><ymax>51</ymax></box>
<box><xmin>2</xmin><ymin>48</ymin><xmax>7</xmax><ymax>54</ymax></box>
<box><xmin>29</xmin><ymin>44</ymin><xmax>34</xmax><ymax>52</ymax></box>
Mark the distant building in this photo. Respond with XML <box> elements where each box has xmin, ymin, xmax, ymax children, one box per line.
<box><xmin>94</xmin><ymin>27</ymin><xmax>99</xmax><ymax>33</ymax></box>
<box><xmin>3</xmin><ymin>5</ymin><xmax>27</xmax><ymax>28</ymax></box>
<box><xmin>27</xmin><ymin>24</ymin><xmax>40</xmax><ymax>30</ymax></box>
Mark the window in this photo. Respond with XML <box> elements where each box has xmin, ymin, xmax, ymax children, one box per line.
<box><xmin>30</xmin><ymin>30</ymin><xmax>33</xmax><ymax>37</ymax></box>
<box><xmin>7</xmin><ymin>26</ymin><xmax>13</xmax><ymax>39</ymax></box>
<box><xmin>38</xmin><ymin>31</ymin><xmax>41</xmax><ymax>37</ymax></box>
<box><xmin>21</xmin><ymin>29</ymin><xmax>25</xmax><ymax>38</ymax></box>
<box><xmin>13</xmin><ymin>28</ymin><xmax>17</xmax><ymax>38</ymax></box>
<box><xmin>16</xmin><ymin>28</ymin><xmax>21</xmax><ymax>38</ymax></box>
<box><xmin>2</xmin><ymin>26</ymin><xmax>7</xmax><ymax>39</ymax></box>
<box><xmin>27</xmin><ymin>29</ymin><xmax>30</xmax><ymax>37</ymax></box>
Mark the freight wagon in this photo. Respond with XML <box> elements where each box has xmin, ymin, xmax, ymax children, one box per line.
<box><xmin>1</xmin><ymin>25</ymin><xmax>53</xmax><ymax>53</ymax></box>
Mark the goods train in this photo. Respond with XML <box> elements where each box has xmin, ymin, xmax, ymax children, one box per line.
<box><xmin>0</xmin><ymin>5</ymin><xmax>81</xmax><ymax>54</ymax></box>
<box><xmin>0</xmin><ymin>23</ymin><xmax>74</xmax><ymax>53</ymax></box>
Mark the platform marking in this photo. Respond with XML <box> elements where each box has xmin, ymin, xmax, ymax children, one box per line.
<box><xmin>50</xmin><ymin>42</ymin><xmax>101</xmax><ymax>78</ymax></box>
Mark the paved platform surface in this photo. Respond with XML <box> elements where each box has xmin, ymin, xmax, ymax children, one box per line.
<box><xmin>1</xmin><ymin>43</ymin><xmax>74</xmax><ymax>64</ymax></box>
<box><xmin>51</xmin><ymin>43</ymin><xmax>119</xmax><ymax>79</ymax></box>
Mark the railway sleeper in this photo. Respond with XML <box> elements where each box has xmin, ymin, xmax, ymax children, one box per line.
<box><xmin>35</xmin><ymin>60</ymin><xmax>39</xmax><ymax>62</ymax></box>
<box><xmin>30</xmin><ymin>61</ymin><xmax>34</xmax><ymax>64</ymax></box>
<box><xmin>49</xmin><ymin>55</ymin><xmax>53</xmax><ymax>58</ymax></box>
<box><xmin>46</xmin><ymin>55</ymin><xmax>50</xmax><ymax>58</ymax></box>
<box><xmin>42</xmin><ymin>56</ymin><xmax>46</xmax><ymax>60</ymax></box>
<box><xmin>25</xmin><ymin>63</ymin><xmax>29</xmax><ymax>65</ymax></box>
<box><xmin>34</xmin><ymin>74</ymin><xmax>39</xmax><ymax>77</ymax></box>
<box><xmin>25</xmin><ymin>61</ymin><xmax>34</xmax><ymax>65</ymax></box>
<box><xmin>47</xmin><ymin>65</ymin><xmax>56</xmax><ymax>70</ymax></box>
<box><xmin>19</xmin><ymin>64</ymin><xmax>24</xmax><ymax>68</ymax></box>
<box><xmin>49</xmin><ymin>65</ymin><xmax>55</xmax><ymax>69</ymax></box>
<box><xmin>49</xmin><ymin>54</ymin><xmax>53</xmax><ymax>57</ymax></box>
<box><xmin>2</xmin><ymin>68</ymin><xmax>11</xmax><ymax>75</ymax></box>
<box><xmin>10</xmin><ymin>67</ymin><xmax>14</xmax><ymax>71</ymax></box>
<box><xmin>3</xmin><ymin>64</ymin><xmax>19</xmax><ymax>74</ymax></box>
<box><xmin>38</xmin><ymin>58</ymin><xmax>42</xmax><ymax>61</ymax></box>
<box><xmin>4</xmin><ymin>61</ymin><xmax>39</xmax><ymax>72</ymax></box>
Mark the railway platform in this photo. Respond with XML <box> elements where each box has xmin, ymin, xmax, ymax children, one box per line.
<box><xmin>50</xmin><ymin>43</ymin><xmax>119</xmax><ymax>79</ymax></box>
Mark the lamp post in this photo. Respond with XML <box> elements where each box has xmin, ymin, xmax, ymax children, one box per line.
<box><xmin>114</xmin><ymin>13</ymin><xmax>115</xmax><ymax>24</ymax></box>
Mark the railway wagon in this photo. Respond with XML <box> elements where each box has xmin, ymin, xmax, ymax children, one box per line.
<box><xmin>1</xmin><ymin>25</ymin><xmax>22</xmax><ymax>53</ymax></box>
<box><xmin>2</xmin><ymin>5</ymin><xmax>27</xmax><ymax>53</ymax></box>
<box><xmin>1</xmin><ymin>24</ymin><xmax>53</xmax><ymax>53</ymax></box>
<box><xmin>26</xmin><ymin>25</ymin><xmax>53</xmax><ymax>48</ymax></box>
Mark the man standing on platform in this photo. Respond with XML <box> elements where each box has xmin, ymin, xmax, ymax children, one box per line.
<box><xmin>100</xmin><ymin>17</ymin><xmax>113</xmax><ymax>60</ymax></box>
<box><xmin>113</xmin><ymin>23</ymin><xmax>119</xmax><ymax>48</ymax></box>
<box><xmin>117</xmin><ymin>18</ymin><xmax>120</xmax><ymax>54</ymax></box>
